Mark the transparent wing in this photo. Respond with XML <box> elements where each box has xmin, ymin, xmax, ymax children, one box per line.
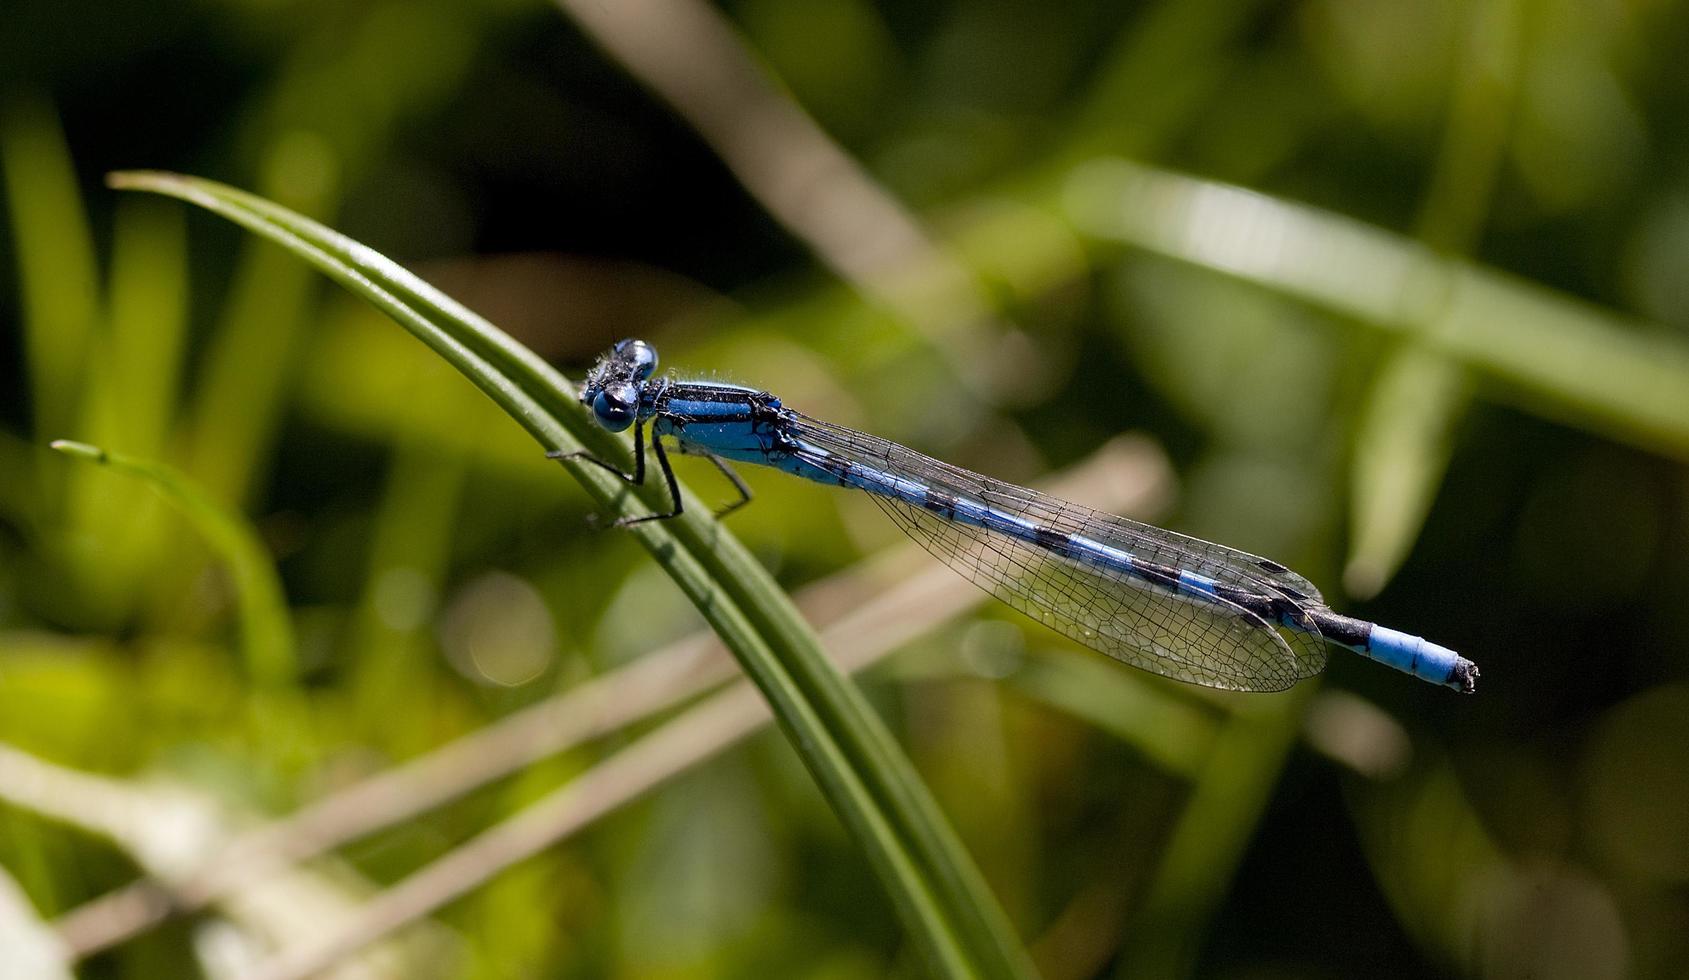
<box><xmin>791</xmin><ymin>413</ymin><xmax>1328</xmax><ymax>691</ymax></box>
<box><xmin>794</xmin><ymin>414</ymin><xmax>1322</xmax><ymax>600</ymax></box>
<box><xmin>867</xmin><ymin>492</ymin><xmax>1318</xmax><ymax>690</ymax></box>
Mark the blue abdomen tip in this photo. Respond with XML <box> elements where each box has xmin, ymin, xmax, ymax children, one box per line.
<box><xmin>1369</xmin><ymin>625</ymin><xmax>1477</xmax><ymax>693</ymax></box>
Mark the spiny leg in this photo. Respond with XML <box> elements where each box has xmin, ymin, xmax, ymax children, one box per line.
<box><xmin>706</xmin><ymin>453</ymin><xmax>753</xmax><ymax>519</ymax></box>
<box><xmin>546</xmin><ymin>420</ymin><xmax>678</xmax><ymax>526</ymax></box>
<box><xmin>605</xmin><ymin>432</ymin><xmax>683</xmax><ymax>527</ymax></box>
<box><xmin>549</xmin><ymin>427</ymin><xmax>745</xmax><ymax>528</ymax></box>
<box><xmin>671</xmin><ymin>441</ymin><xmax>754</xmax><ymax>520</ymax></box>
<box><xmin>545</xmin><ymin>418</ymin><xmax>648</xmax><ymax>485</ymax></box>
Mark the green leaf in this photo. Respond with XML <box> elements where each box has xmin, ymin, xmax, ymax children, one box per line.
<box><xmin>1010</xmin><ymin>648</ymin><xmax>1217</xmax><ymax>778</ymax></box>
<box><xmin>105</xmin><ymin>198</ymin><xmax>190</xmax><ymax>462</ymax></box>
<box><xmin>49</xmin><ymin>440</ymin><xmax>296</xmax><ymax>689</ymax></box>
<box><xmin>180</xmin><ymin>232</ymin><xmax>317</xmax><ymax>507</ymax></box>
<box><xmin>1345</xmin><ymin>347</ymin><xmax>1473</xmax><ymax>598</ymax></box>
<box><xmin>108</xmin><ymin>170</ymin><xmax>1034</xmax><ymax>980</ymax></box>
<box><xmin>1063</xmin><ymin>159</ymin><xmax>1689</xmax><ymax>461</ymax></box>
<box><xmin>0</xmin><ymin>99</ymin><xmax>101</xmax><ymax>444</ymax></box>
<box><xmin>1115</xmin><ymin>691</ymin><xmax>1309</xmax><ymax>979</ymax></box>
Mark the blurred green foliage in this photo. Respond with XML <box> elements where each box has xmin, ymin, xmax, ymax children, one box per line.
<box><xmin>3</xmin><ymin>0</ymin><xmax>1689</xmax><ymax>978</ymax></box>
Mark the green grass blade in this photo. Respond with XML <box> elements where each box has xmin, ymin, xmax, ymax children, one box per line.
<box><xmin>181</xmin><ymin>241</ymin><xmax>315</xmax><ymax>507</ymax></box>
<box><xmin>1009</xmin><ymin>649</ymin><xmax>1217</xmax><ymax>779</ymax></box>
<box><xmin>1114</xmin><ymin>693</ymin><xmax>1308</xmax><ymax>979</ymax></box>
<box><xmin>1345</xmin><ymin>0</ymin><xmax>1516</xmax><ymax>599</ymax></box>
<box><xmin>1063</xmin><ymin>159</ymin><xmax>1689</xmax><ymax>461</ymax></box>
<box><xmin>49</xmin><ymin>440</ymin><xmax>296</xmax><ymax>689</ymax></box>
<box><xmin>0</xmin><ymin>99</ymin><xmax>101</xmax><ymax>445</ymax></box>
<box><xmin>107</xmin><ymin>170</ymin><xmax>1033</xmax><ymax>979</ymax></box>
<box><xmin>106</xmin><ymin>198</ymin><xmax>190</xmax><ymax>461</ymax></box>
<box><xmin>1345</xmin><ymin>348</ymin><xmax>1472</xmax><ymax>598</ymax></box>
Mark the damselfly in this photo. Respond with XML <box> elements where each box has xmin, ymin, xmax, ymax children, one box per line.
<box><xmin>552</xmin><ymin>339</ymin><xmax>1478</xmax><ymax>694</ymax></box>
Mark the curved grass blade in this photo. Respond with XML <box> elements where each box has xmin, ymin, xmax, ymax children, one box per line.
<box><xmin>1063</xmin><ymin>159</ymin><xmax>1689</xmax><ymax>461</ymax></box>
<box><xmin>49</xmin><ymin>440</ymin><xmax>296</xmax><ymax>688</ymax></box>
<box><xmin>107</xmin><ymin>171</ymin><xmax>1033</xmax><ymax>979</ymax></box>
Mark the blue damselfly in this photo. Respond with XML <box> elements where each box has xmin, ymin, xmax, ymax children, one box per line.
<box><xmin>554</xmin><ymin>339</ymin><xmax>1478</xmax><ymax>694</ymax></box>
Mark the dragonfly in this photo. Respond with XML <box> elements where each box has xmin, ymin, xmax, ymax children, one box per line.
<box><xmin>552</xmin><ymin>339</ymin><xmax>1478</xmax><ymax>694</ymax></box>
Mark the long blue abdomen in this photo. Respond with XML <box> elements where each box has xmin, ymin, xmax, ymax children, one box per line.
<box><xmin>661</xmin><ymin>400</ymin><xmax>1476</xmax><ymax>693</ymax></box>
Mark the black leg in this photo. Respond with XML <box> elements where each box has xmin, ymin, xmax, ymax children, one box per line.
<box><xmin>707</xmin><ymin>454</ymin><xmax>753</xmax><ymax>519</ymax></box>
<box><xmin>545</xmin><ymin>419</ymin><xmax>648</xmax><ymax>485</ymax></box>
<box><xmin>606</xmin><ymin>433</ymin><xmax>683</xmax><ymax>527</ymax></box>
<box><xmin>549</xmin><ymin>427</ymin><xmax>744</xmax><ymax>528</ymax></box>
<box><xmin>548</xmin><ymin>421</ymin><xmax>678</xmax><ymax>527</ymax></box>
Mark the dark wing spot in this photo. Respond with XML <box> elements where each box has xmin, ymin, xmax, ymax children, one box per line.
<box><xmin>1256</xmin><ymin>558</ymin><xmax>1291</xmax><ymax>574</ymax></box>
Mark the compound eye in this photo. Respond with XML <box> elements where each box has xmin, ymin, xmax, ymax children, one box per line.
<box><xmin>592</xmin><ymin>382</ymin><xmax>638</xmax><ymax>432</ymax></box>
<box><xmin>624</xmin><ymin>340</ymin><xmax>658</xmax><ymax>380</ymax></box>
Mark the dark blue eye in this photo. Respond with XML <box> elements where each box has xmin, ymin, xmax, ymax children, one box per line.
<box><xmin>592</xmin><ymin>382</ymin><xmax>638</xmax><ymax>432</ymax></box>
<box><xmin>624</xmin><ymin>340</ymin><xmax>658</xmax><ymax>380</ymax></box>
